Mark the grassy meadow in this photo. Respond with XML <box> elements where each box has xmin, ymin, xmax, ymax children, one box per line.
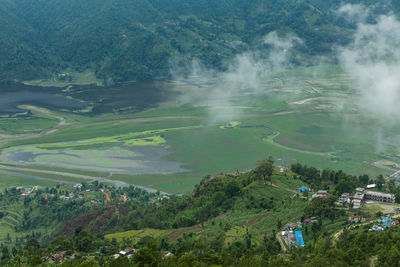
<box><xmin>0</xmin><ymin>64</ymin><xmax>398</xmax><ymax>193</ymax></box>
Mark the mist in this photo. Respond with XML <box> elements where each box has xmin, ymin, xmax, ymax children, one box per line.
<box><xmin>337</xmin><ymin>5</ymin><xmax>400</xmax><ymax>121</ymax></box>
<box><xmin>169</xmin><ymin>32</ymin><xmax>302</xmax><ymax>122</ymax></box>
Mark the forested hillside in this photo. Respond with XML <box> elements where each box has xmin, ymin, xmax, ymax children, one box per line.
<box><xmin>2</xmin><ymin>0</ymin><xmax>399</xmax><ymax>83</ymax></box>
<box><xmin>1</xmin><ymin>159</ymin><xmax>400</xmax><ymax>266</ymax></box>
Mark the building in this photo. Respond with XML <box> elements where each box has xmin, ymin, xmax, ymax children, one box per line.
<box><xmin>348</xmin><ymin>215</ymin><xmax>361</xmax><ymax>223</ymax></box>
<box><xmin>352</xmin><ymin>193</ymin><xmax>364</xmax><ymax>209</ymax></box>
<box><xmin>119</xmin><ymin>247</ymin><xmax>136</xmax><ymax>256</ymax></box>
<box><xmin>355</xmin><ymin>188</ymin><xmax>364</xmax><ymax>194</ymax></box>
<box><xmin>295</xmin><ymin>231</ymin><xmax>305</xmax><ymax>246</ymax></box>
<box><xmin>312</xmin><ymin>190</ymin><xmax>330</xmax><ymax>199</ymax></box>
<box><xmin>282</xmin><ymin>230</ymin><xmax>305</xmax><ymax>248</ymax></box>
<box><xmin>338</xmin><ymin>193</ymin><xmax>351</xmax><ymax>205</ymax></box>
<box><xmin>297</xmin><ymin>187</ymin><xmax>310</xmax><ymax>192</ymax></box>
<box><xmin>366</xmin><ymin>184</ymin><xmax>377</xmax><ymax>189</ymax></box>
<box><xmin>51</xmin><ymin>251</ymin><xmax>67</xmax><ymax>263</ymax></box>
<box><xmin>282</xmin><ymin>231</ymin><xmax>297</xmax><ymax>247</ymax></box>
<box><xmin>284</xmin><ymin>223</ymin><xmax>298</xmax><ymax>231</ymax></box>
<box><xmin>364</xmin><ymin>190</ymin><xmax>395</xmax><ymax>204</ymax></box>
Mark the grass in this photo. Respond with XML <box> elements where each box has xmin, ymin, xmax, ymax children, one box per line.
<box><xmin>0</xmin><ymin>117</ymin><xmax>58</xmax><ymax>134</ymax></box>
<box><xmin>0</xmin><ymin>173</ymin><xmax>56</xmax><ymax>191</ymax></box>
<box><xmin>23</xmin><ymin>69</ymin><xmax>102</xmax><ymax>87</ymax></box>
<box><xmin>0</xmin><ymin>64</ymin><xmax>397</xmax><ymax>193</ymax></box>
<box><xmin>105</xmin><ymin>228</ymin><xmax>171</xmax><ymax>243</ymax></box>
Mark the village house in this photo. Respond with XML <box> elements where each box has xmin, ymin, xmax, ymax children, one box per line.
<box><xmin>51</xmin><ymin>251</ymin><xmax>67</xmax><ymax>263</ymax></box>
<box><xmin>284</xmin><ymin>222</ymin><xmax>298</xmax><ymax>231</ymax></box>
<box><xmin>352</xmin><ymin>193</ymin><xmax>364</xmax><ymax>209</ymax></box>
<box><xmin>312</xmin><ymin>190</ymin><xmax>330</xmax><ymax>199</ymax></box>
<box><xmin>282</xmin><ymin>230</ymin><xmax>305</xmax><ymax>248</ymax></box>
<box><xmin>338</xmin><ymin>193</ymin><xmax>351</xmax><ymax>205</ymax></box>
<box><xmin>348</xmin><ymin>215</ymin><xmax>361</xmax><ymax>223</ymax></box>
<box><xmin>119</xmin><ymin>247</ymin><xmax>136</xmax><ymax>256</ymax></box>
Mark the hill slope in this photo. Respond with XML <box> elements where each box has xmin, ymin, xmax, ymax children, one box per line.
<box><xmin>1</xmin><ymin>0</ymin><xmax>399</xmax><ymax>82</ymax></box>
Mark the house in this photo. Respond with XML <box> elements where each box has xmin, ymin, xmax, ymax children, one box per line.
<box><xmin>164</xmin><ymin>252</ymin><xmax>174</xmax><ymax>258</ymax></box>
<box><xmin>312</xmin><ymin>190</ymin><xmax>330</xmax><ymax>199</ymax></box>
<box><xmin>297</xmin><ymin>187</ymin><xmax>310</xmax><ymax>192</ymax></box>
<box><xmin>338</xmin><ymin>193</ymin><xmax>351</xmax><ymax>204</ymax></box>
<box><xmin>355</xmin><ymin>187</ymin><xmax>364</xmax><ymax>194</ymax></box>
<box><xmin>284</xmin><ymin>223</ymin><xmax>298</xmax><ymax>231</ymax></box>
<box><xmin>73</xmin><ymin>184</ymin><xmax>83</xmax><ymax>189</ymax></box>
<box><xmin>51</xmin><ymin>251</ymin><xmax>67</xmax><ymax>263</ymax></box>
<box><xmin>119</xmin><ymin>247</ymin><xmax>136</xmax><ymax>256</ymax></box>
<box><xmin>295</xmin><ymin>231</ymin><xmax>305</xmax><ymax>246</ymax></box>
<box><xmin>282</xmin><ymin>231</ymin><xmax>297</xmax><ymax>247</ymax></box>
<box><xmin>348</xmin><ymin>215</ymin><xmax>361</xmax><ymax>223</ymax></box>
<box><xmin>282</xmin><ymin>230</ymin><xmax>305</xmax><ymax>248</ymax></box>
<box><xmin>304</xmin><ymin>219</ymin><xmax>312</xmax><ymax>225</ymax></box>
<box><xmin>352</xmin><ymin>193</ymin><xmax>364</xmax><ymax>209</ymax></box>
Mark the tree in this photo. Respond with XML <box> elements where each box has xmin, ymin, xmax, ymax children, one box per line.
<box><xmin>79</xmin><ymin>258</ymin><xmax>99</xmax><ymax>267</ymax></box>
<box><xmin>255</xmin><ymin>159</ymin><xmax>274</xmax><ymax>184</ymax></box>
<box><xmin>224</xmin><ymin>180</ymin><xmax>241</xmax><ymax>197</ymax></box>
<box><xmin>376</xmin><ymin>175</ymin><xmax>385</xmax><ymax>190</ymax></box>
<box><xmin>29</xmin><ymin>255</ymin><xmax>42</xmax><ymax>266</ymax></box>
<box><xmin>1</xmin><ymin>245</ymin><xmax>9</xmax><ymax>261</ymax></box>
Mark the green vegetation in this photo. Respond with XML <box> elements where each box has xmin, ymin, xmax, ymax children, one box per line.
<box><xmin>0</xmin><ymin>160</ymin><xmax>397</xmax><ymax>266</ymax></box>
<box><xmin>105</xmin><ymin>229</ymin><xmax>171</xmax><ymax>243</ymax></box>
<box><xmin>0</xmin><ymin>117</ymin><xmax>58</xmax><ymax>134</ymax></box>
<box><xmin>2</xmin><ymin>0</ymin><xmax>400</xmax><ymax>82</ymax></box>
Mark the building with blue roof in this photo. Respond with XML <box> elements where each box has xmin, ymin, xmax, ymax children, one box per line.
<box><xmin>295</xmin><ymin>231</ymin><xmax>305</xmax><ymax>246</ymax></box>
<box><xmin>297</xmin><ymin>187</ymin><xmax>310</xmax><ymax>192</ymax></box>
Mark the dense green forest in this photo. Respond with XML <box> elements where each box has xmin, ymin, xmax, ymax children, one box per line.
<box><xmin>1</xmin><ymin>0</ymin><xmax>400</xmax><ymax>82</ymax></box>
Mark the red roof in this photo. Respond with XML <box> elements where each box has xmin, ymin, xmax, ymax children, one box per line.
<box><xmin>285</xmin><ymin>223</ymin><xmax>298</xmax><ymax>228</ymax></box>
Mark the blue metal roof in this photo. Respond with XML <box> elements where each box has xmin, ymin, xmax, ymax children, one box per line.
<box><xmin>295</xmin><ymin>231</ymin><xmax>305</xmax><ymax>246</ymax></box>
<box><xmin>297</xmin><ymin>187</ymin><xmax>310</xmax><ymax>192</ymax></box>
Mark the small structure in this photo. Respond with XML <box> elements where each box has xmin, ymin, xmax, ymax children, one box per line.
<box><xmin>366</xmin><ymin>184</ymin><xmax>377</xmax><ymax>189</ymax></box>
<box><xmin>348</xmin><ymin>215</ymin><xmax>361</xmax><ymax>223</ymax></box>
<box><xmin>119</xmin><ymin>247</ymin><xmax>136</xmax><ymax>256</ymax></box>
<box><xmin>355</xmin><ymin>188</ymin><xmax>364</xmax><ymax>194</ymax></box>
<box><xmin>282</xmin><ymin>231</ymin><xmax>297</xmax><ymax>247</ymax></box>
<box><xmin>312</xmin><ymin>190</ymin><xmax>330</xmax><ymax>199</ymax></box>
<box><xmin>164</xmin><ymin>252</ymin><xmax>174</xmax><ymax>258</ymax></box>
<box><xmin>51</xmin><ymin>251</ymin><xmax>67</xmax><ymax>263</ymax></box>
<box><xmin>338</xmin><ymin>193</ymin><xmax>351</xmax><ymax>205</ymax></box>
<box><xmin>297</xmin><ymin>187</ymin><xmax>310</xmax><ymax>192</ymax></box>
<box><xmin>284</xmin><ymin>223</ymin><xmax>298</xmax><ymax>231</ymax></box>
<box><xmin>394</xmin><ymin>207</ymin><xmax>400</xmax><ymax>214</ymax></box>
<box><xmin>295</xmin><ymin>231</ymin><xmax>305</xmax><ymax>246</ymax></box>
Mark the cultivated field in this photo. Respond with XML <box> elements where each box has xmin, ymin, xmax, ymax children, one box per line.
<box><xmin>0</xmin><ymin>64</ymin><xmax>398</xmax><ymax>193</ymax></box>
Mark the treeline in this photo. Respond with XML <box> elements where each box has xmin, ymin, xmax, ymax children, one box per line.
<box><xmin>291</xmin><ymin>162</ymin><xmax>388</xmax><ymax>196</ymax></box>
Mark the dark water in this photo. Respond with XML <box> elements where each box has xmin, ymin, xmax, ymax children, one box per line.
<box><xmin>0</xmin><ymin>83</ymin><xmax>86</xmax><ymax>117</ymax></box>
<box><xmin>68</xmin><ymin>81</ymin><xmax>177</xmax><ymax>115</ymax></box>
<box><xmin>0</xmin><ymin>81</ymin><xmax>176</xmax><ymax>117</ymax></box>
